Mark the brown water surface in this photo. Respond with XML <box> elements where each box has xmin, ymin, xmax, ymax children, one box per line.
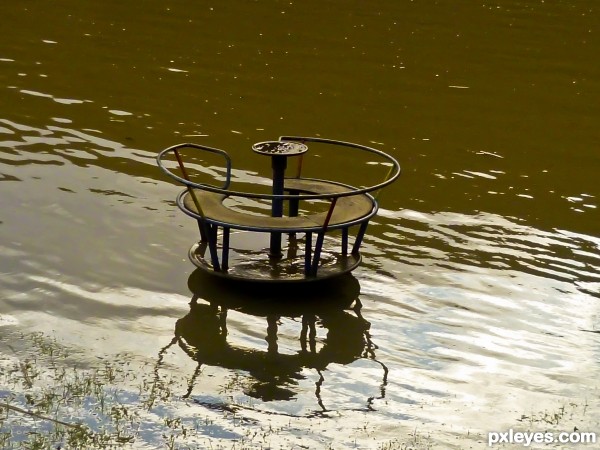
<box><xmin>1</xmin><ymin>1</ymin><xmax>599</xmax><ymax>448</ymax></box>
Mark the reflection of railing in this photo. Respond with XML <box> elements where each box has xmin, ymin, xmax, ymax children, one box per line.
<box><xmin>155</xmin><ymin>271</ymin><xmax>389</xmax><ymax>413</ymax></box>
<box><xmin>156</xmin><ymin>137</ymin><xmax>400</xmax><ymax>282</ymax></box>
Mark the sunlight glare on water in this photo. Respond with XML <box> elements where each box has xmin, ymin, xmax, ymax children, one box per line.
<box><xmin>1</xmin><ymin>0</ymin><xmax>599</xmax><ymax>448</ymax></box>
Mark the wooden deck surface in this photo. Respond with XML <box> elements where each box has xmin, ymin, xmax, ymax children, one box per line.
<box><xmin>182</xmin><ymin>178</ymin><xmax>374</xmax><ymax>230</ymax></box>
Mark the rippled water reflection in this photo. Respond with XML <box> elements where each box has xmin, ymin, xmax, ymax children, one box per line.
<box><xmin>1</xmin><ymin>1</ymin><xmax>599</xmax><ymax>448</ymax></box>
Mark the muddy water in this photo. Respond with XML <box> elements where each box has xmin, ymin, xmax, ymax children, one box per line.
<box><xmin>1</xmin><ymin>1</ymin><xmax>599</xmax><ymax>448</ymax></box>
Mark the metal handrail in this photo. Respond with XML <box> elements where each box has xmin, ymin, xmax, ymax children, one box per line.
<box><xmin>157</xmin><ymin>143</ymin><xmax>233</xmax><ymax>190</ymax></box>
<box><xmin>157</xmin><ymin>137</ymin><xmax>400</xmax><ymax>201</ymax></box>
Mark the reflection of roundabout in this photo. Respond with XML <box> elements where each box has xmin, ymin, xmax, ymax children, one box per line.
<box><xmin>158</xmin><ymin>271</ymin><xmax>388</xmax><ymax>413</ymax></box>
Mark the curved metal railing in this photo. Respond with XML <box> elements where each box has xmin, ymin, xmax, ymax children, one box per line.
<box><xmin>156</xmin><ymin>137</ymin><xmax>400</xmax><ymax>202</ymax></box>
<box><xmin>157</xmin><ymin>143</ymin><xmax>233</xmax><ymax>189</ymax></box>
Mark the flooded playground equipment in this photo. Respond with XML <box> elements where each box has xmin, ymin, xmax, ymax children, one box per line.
<box><xmin>157</xmin><ymin>136</ymin><xmax>400</xmax><ymax>282</ymax></box>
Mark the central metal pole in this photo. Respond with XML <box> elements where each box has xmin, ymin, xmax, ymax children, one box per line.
<box><xmin>270</xmin><ymin>155</ymin><xmax>287</xmax><ymax>258</ymax></box>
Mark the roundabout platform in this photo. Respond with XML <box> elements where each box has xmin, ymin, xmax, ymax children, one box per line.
<box><xmin>157</xmin><ymin>136</ymin><xmax>400</xmax><ymax>283</ymax></box>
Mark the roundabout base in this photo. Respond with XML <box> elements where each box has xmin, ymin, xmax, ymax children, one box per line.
<box><xmin>188</xmin><ymin>231</ymin><xmax>361</xmax><ymax>283</ymax></box>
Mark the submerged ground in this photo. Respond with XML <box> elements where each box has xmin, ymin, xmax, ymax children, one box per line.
<box><xmin>1</xmin><ymin>1</ymin><xmax>599</xmax><ymax>449</ymax></box>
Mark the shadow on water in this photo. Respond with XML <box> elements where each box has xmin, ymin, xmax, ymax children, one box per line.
<box><xmin>157</xmin><ymin>271</ymin><xmax>388</xmax><ymax>415</ymax></box>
